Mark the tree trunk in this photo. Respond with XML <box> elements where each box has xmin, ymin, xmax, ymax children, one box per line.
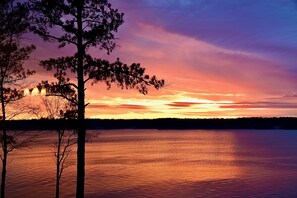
<box><xmin>1</xmin><ymin>83</ymin><xmax>7</xmax><ymax>198</ymax></box>
<box><xmin>76</xmin><ymin>2</ymin><xmax>86</xmax><ymax>198</ymax></box>
<box><xmin>55</xmin><ymin>170</ymin><xmax>60</xmax><ymax>198</ymax></box>
<box><xmin>1</xmin><ymin>143</ymin><xmax>7</xmax><ymax>198</ymax></box>
<box><xmin>55</xmin><ymin>132</ymin><xmax>62</xmax><ymax>198</ymax></box>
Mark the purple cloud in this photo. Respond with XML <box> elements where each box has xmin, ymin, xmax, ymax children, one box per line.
<box><xmin>112</xmin><ymin>0</ymin><xmax>297</xmax><ymax>74</ymax></box>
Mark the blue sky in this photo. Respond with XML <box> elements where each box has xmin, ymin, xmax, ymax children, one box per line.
<box><xmin>113</xmin><ymin>0</ymin><xmax>297</xmax><ymax>64</ymax></box>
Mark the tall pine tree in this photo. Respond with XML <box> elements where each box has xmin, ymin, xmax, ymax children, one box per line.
<box><xmin>30</xmin><ymin>1</ymin><xmax>164</xmax><ymax>197</ymax></box>
<box><xmin>0</xmin><ymin>1</ymin><xmax>35</xmax><ymax>197</ymax></box>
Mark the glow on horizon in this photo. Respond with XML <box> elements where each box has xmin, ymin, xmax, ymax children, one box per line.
<box><xmin>24</xmin><ymin>88</ymin><xmax>46</xmax><ymax>96</ymax></box>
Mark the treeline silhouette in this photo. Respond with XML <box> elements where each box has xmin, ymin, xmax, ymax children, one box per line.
<box><xmin>6</xmin><ymin>117</ymin><xmax>297</xmax><ymax>130</ymax></box>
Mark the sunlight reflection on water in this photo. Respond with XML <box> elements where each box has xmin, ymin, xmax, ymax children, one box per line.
<box><xmin>3</xmin><ymin>129</ymin><xmax>297</xmax><ymax>197</ymax></box>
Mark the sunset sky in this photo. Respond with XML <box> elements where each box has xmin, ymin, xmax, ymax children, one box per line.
<box><xmin>24</xmin><ymin>0</ymin><xmax>297</xmax><ymax>119</ymax></box>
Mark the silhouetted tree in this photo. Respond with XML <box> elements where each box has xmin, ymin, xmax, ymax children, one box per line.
<box><xmin>41</xmin><ymin>96</ymin><xmax>76</xmax><ymax>198</ymax></box>
<box><xmin>30</xmin><ymin>1</ymin><xmax>164</xmax><ymax>197</ymax></box>
<box><xmin>0</xmin><ymin>1</ymin><xmax>35</xmax><ymax>197</ymax></box>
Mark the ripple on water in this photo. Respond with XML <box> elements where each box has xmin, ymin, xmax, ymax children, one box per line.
<box><xmin>4</xmin><ymin>129</ymin><xmax>297</xmax><ymax>198</ymax></box>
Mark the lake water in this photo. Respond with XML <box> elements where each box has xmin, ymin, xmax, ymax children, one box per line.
<box><xmin>3</xmin><ymin>129</ymin><xmax>297</xmax><ymax>198</ymax></box>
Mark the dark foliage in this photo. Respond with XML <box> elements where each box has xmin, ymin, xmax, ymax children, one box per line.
<box><xmin>0</xmin><ymin>0</ymin><xmax>30</xmax><ymax>40</ymax></box>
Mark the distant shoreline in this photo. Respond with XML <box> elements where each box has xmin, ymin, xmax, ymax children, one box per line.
<box><xmin>5</xmin><ymin>117</ymin><xmax>297</xmax><ymax>130</ymax></box>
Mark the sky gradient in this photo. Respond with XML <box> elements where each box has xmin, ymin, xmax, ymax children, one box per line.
<box><xmin>24</xmin><ymin>0</ymin><xmax>297</xmax><ymax>119</ymax></box>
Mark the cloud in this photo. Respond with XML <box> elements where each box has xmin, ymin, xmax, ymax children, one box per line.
<box><xmin>110</xmin><ymin>23</ymin><xmax>297</xmax><ymax>97</ymax></box>
<box><xmin>118</xmin><ymin>104</ymin><xmax>148</xmax><ymax>110</ymax></box>
<box><xmin>167</xmin><ymin>102</ymin><xmax>200</xmax><ymax>108</ymax></box>
<box><xmin>88</xmin><ymin>103</ymin><xmax>147</xmax><ymax>110</ymax></box>
<box><xmin>200</xmin><ymin>1</ymin><xmax>297</xmax><ymax>53</ymax></box>
<box><xmin>220</xmin><ymin>101</ymin><xmax>297</xmax><ymax>109</ymax></box>
<box><xmin>282</xmin><ymin>93</ymin><xmax>297</xmax><ymax>99</ymax></box>
<box><xmin>112</xmin><ymin>0</ymin><xmax>297</xmax><ymax>69</ymax></box>
<box><xmin>88</xmin><ymin>104</ymin><xmax>111</xmax><ymax>109</ymax></box>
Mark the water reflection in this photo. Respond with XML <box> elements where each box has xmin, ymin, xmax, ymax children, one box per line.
<box><xmin>3</xmin><ymin>130</ymin><xmax>297</xmax><ymax>197</ymax></box>
<box><xmin>88</xmin><ymin>130</ymin><xmax>241</xmax><ymax>193</ymax></box>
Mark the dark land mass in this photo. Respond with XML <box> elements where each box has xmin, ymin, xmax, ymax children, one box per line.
<box><xmin>5</xmin><ymin>117</ymin><xmax>297</xmax><ymax>130</ymax></box>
